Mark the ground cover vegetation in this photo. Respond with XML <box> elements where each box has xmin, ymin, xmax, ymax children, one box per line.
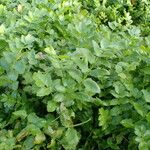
<box><xmin>0</xmin><ymin>0</ymin><xmax>150</xmax><ymax>149</ymax></box>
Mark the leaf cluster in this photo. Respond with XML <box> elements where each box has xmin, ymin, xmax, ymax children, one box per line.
<box><xmin>0</xmin><ymin>0</ymin><xmax>150</xmax><ymax>150</ymax></box>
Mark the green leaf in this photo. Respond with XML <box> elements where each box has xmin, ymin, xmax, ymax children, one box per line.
<box><xmin>24</xmin><ymin>34</ymin><xmax>35</xmax><ymax>45</ymax></box>
<box><xmin>61</xmin><ymin>128</ymin><xmax>80</xmax><ymax>150</ymax></box>
<box><xmin>0</xmin><ymin>76</ymin><xmax>9</xmax><ymax>86</ymax></box>
<box><xmin>33</xmin><ymin>71</ymin><xmax>52</xmax><ymax>87</ymax></box>
<box><xmin>23</xmin><ymin>72</ymin><xmax>33</xmax><ymax>84</ymax></box>
<box><xmin>27</xmin><ymin>50</ymin><xmax>38</xmax><ymax>65</ymax></box>
<box><xmin>0</xmin><ymin>67</ymin><xmax>4</xmax><ymax>75</ymax></box>
<box><xmin>27</xmin><ymin>124</ymin><xmax>41</xmax><ymax>135</ymax></box>
<box><xmin>3</xmin><ymin>51</ymin><xmax>16</xmax><ymax>64</ymax></box>
<box><xmin>133</xmin><ymin>103</ymin><xmax>148</xmax><ymax>117</ymax></box>
<box><xmin>9</xmin><ymin>81</ymin><xmax>19</xmax><ymax>90</ymax></box>
<box><xmin>100</xmin><ymin>38</ymin><xmax>109</xmax><ymax>49</ymax></box>
<box><xmin>142</xmin><ymin>90</ymin><xmax>150</xmax><ymax>103</ymax></box>
<box><xmin>92</xmin><ymin>40</ymin><xmax>101</xmax><ymax>56</ymax></box>
<box><xmin>53</xmin><ymin>93</ymin><xmax>65</xmax><ymax>102</ymax></box>
<box><xmin>36</xmin><ymin>87</ymin><xmax>51</xmax><ymax>97</ymax></box>
<box><xmin>115</xmin><ymin>64</ymin><xmax>123</xmax><ymax>73</ymax></box>
<box><xmin>83</xmin><ymin>78</ymin><xmax>100</xmax><ymax>94</ymax></box>
<box><xmin>0</xmin><ymin>24</ymin><xmax>5</xmax><ymax>34</ymax></box>
<box><xmin>141</xmin><ymin>67</ymin><xmax>150</xmax><ymax>75</ymax></box>
<box><xmin>99</xmin><ymin>108</ymin><xmax>110</xmax><ymax>130</ymax></box>
<box><xmin>139</xmin><ymin>142</ymin><xmax>149</xmax><ymax>150</ymax></box>
<box><xmin>146</xmin><ymin>112</ymin><xmax>150</xmax><ymax>123</ymax></box>
<box><xmin>51</xmin><ymin>57</ymin><xmax>61</xmax><ymax>68</ymax></box>
<box><xmin>110</xmin><ymin>106</ymin><xmax>122</xmax><ymax>116</ymax></box>
<box><xmin>7</xmin><ymin>70</ymin><xmax>18</xmax><ymax>81</ymax></box>
<box><xmin>121</xmin><ymin>119</ymin><xmax>134</xmax><ymax>128</ymax></box>
<box><xmin>27</xmin><ymin>113</ymin><xmax>46</xmax><ymax>128</ymax></box>
<box><xmin>90</xmin><ymin>68</ymin><xmax>110</xmax><ymax>78</ymax></box>
<box><xmin>76</xmin><ymin>48</ymin><xmax>95</xmax><ymax>64</ymax></box>
<box><xmin>22</xmin><ymin>136</ymin><xmax>34</xmax><ymax>150</ymax></box>
<box><xmin>47</xmin><ymin>100</ymin><xmax>57</xmax><ymax>112</ymax></box>
<box><xmin>53</xmin><ymin>79</ymin><xmax>66</xmax><ymax>93</ymax></box>
<box><xmin>34</xmin><ymin>132</ymin><xmax>46</xmax><ymax>144</ymax></box>
<box><xmin>128</xmin><ymin>26</ymin><xmax>141</xmax><ymax>36</ymax></box>
<box><xmin>44</xmin><ymin>46</ymin><xmax>56</xmax><ymax>55</ymax></box>
<box><xmin>72</xmin><ymin>56</ymin><xmax>89</xmax><ymax>73</ymax></box>
<box><xmin>16</xmin><ymin>128</ymin><xmax>29</xmax><ymax>142</ymax></box>
<box><xmin>67</xmin><ymin>69</ymin><xmax>82</xmax><ymax>82</ymax></box>
<box><xmin>0</xmin><ymin>39</ymin><xmax>8</xmax><ymax>51</ymax></box>
<box><xmin>13</xmin><ymin>60</ymin><xmax>26</xmax><ymax>74</ymax></box>
<box><xmin>76</xmin><ymin>92</ymin><xmax>91</xmax><ymax>102</ymax></box>
<box><xmin>60</xmin><ymin>103</ymin><xmax>73</xmax><ymax>127</ymax></box>
<box><xmin>13</xmin><ymin>110</ymin><xmax>27</xmax><ymax>119</ymax></box>
<box><xmin>113</xmin><ymin>82</ymin><xmax>128</xmax><ymax>97</ymax></box>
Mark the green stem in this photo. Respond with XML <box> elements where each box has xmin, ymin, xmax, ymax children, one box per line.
<box><xmin>71</xmin><ymin>118</ymin><xmax>91</xmax><ymax>127</ymax></box>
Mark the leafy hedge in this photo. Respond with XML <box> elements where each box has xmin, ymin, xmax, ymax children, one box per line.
<box><xmin>0</xmin><ymin>0</ymin><xmax>150</xmax><ymax>149</ymax></box>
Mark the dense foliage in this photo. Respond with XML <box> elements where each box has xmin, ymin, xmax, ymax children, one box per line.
<box><xmin>0</xmin><ymin>0</ymin><xmax>150</xmax><ymax>149</ymax></box>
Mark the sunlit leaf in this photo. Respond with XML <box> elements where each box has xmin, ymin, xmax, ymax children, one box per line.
<box><xmin>83</xmin><ymin>78</ymin><xmax>100</xmax><ymax>94</ymax></box>
<box><xmin>61</xmin><ymin>128</ymin><xmax>80</xmax><ymax>150</ymax></box>
<box><xmin>47</xmin><ymin>100</ymin><xmax>57</xmax><ymax>112</ymax></box>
